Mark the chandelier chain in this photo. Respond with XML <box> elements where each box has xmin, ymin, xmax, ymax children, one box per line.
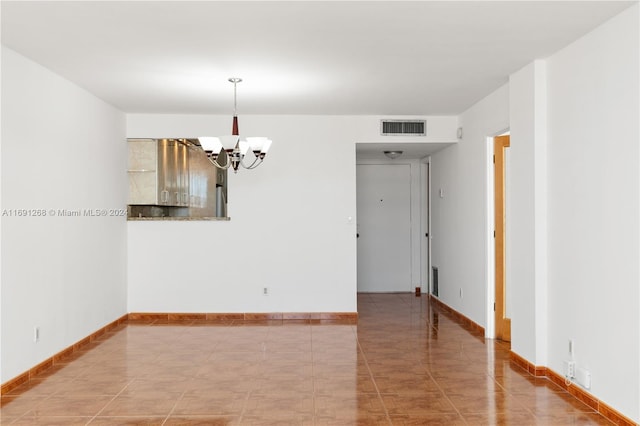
<box><xmin>229</xmin><ymin>77</ymin><xmax>242</xmax><ymax>116</ymax></box>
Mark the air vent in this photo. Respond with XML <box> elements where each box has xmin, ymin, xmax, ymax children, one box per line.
<box><xmin>432</xmin><ymin>267</ymin><xmax>438</xmax><ymax>297</ymax></box>
<box><xmin>381</xmin><ymin>119</ymin><xmax>426</xmax><ymax>136</ymax></box>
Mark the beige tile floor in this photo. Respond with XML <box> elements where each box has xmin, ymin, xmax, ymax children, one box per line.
<box><xmin>1</xmin><ymin>293</ymin><xmax>613</xmax><ymax>425</ymax></box>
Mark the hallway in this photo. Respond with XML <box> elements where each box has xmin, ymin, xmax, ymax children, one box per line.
<box><xmin>1</xmin><ymin>294</ymin><xmax>611</xmax><ymax>425</ymax></box>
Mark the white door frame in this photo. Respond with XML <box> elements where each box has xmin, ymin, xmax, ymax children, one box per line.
<box><xmin>356</xmin><ymin>156</ymin><xmax>433</xmax><ymax>295</ymax></box>
<box><xmin>420</xmin><ymin>158</ymin><xmax>431</xmax><ymax>294</ymax></box>
<box><xmin>486</xmin><ymin>129</ymin><xmax>510</xmax><ymax>339</ymax></box>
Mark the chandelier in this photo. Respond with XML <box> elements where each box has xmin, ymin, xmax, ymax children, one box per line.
<box><xmin>198</xmin><ymin>78</ymin><xmax>272</xmax><ymax>173</ymax></box>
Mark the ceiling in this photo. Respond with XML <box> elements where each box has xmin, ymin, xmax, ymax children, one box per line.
<box><xmin>1</xmin><ymin>1</ymin><xmax>634</xmax><ymax>158</ymax></box>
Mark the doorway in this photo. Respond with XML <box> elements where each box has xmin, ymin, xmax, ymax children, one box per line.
<box><xmin>494</xmin><ymin>135</ymin><xmax>511</xmax><ymax>341</ymax></box>
<box><xmin>356</xmin><ymin>164</ymin><xmax>412</xmax><ymax>292</ymax></box>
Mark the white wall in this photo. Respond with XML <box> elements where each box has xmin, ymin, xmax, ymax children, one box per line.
<box><xmin>127</xmin><ymin>115</ymin><xmax>457</xmax><ymax>314</ymax></box>
<box><xmin>432</xmin><ymin>5</ymin><xmax>639</xmax><ymax>422</ymax></box>
<box><xmin>509</xmin><ymin>60</ymin><xmax>548</xmax><ymax>366</ymax></box>
<box><xmin>0</xmin><ymin>37</ymin><xmax>4</xmax><ymax>385</ymax></box>
<box><xmin>546</xmin><ymin>5</ymin><xmax>639</xmax><ymax>421</ymax></box>
<box><xmin>430</xmin><ymin>84</ymin><xmax>509</xmax><ymax>328</ymax></box>
<box><xmin>127</xmin><ymin>115</ymin><xmax>359</xmax><ymax>314</ymax></box>
<box><xmin>1</xmin><ymin>47</ymin><xmax>128</xmax><ymax>382</ymax></box>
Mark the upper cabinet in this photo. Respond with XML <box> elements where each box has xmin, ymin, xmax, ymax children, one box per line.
<box><xmin>128</xmin><ymin>138</ymin><xmax>158</xmax><ymax>205</ymax></box>
<box><xmin>127</xmin><ymin>138</ymin><xmax>227</xmax><ymax>219</ymax></box>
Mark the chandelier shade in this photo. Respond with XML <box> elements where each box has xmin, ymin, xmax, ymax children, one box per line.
<box><xmin>198</xmin><ymin>137</ymin><xmax>223</xmax><ymax>155</ymax></box>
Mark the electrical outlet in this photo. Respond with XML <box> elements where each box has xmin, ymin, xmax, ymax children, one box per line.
<box><xmin>459</xmin><ymin>288</ymin><xmax>463</xmax><ymax>299</ymax></box>
<box><xmin>564</xmin><ymin>360</ymin><xmax>575</xmax><ymax>378</ymax></box>
<box><xmin>263</xmin><ymin>287</ymin><xmax>268</xmax><ymax>296</ymax></box>
<box><xmin>34</xmin><ymin>326</ymin><xmax>40</xmax><ymax>343</ymax></box>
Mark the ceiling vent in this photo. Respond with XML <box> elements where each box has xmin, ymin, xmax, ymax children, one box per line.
<box><xmin>381</xmin><ymin>119</ymin><xmax>426</xmax><ymax>136</ymax></box>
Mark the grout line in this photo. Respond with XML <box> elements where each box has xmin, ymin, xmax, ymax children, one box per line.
<box><xmin>236</xmin><ymin>389</ymin><xmax>251</xmax><ymax>425</ymax></box>
<box><xmin>353</xmin><ymin>309</ymin><xmax>393</xmax><ymax>426</ymax></box>
<box><xmin>84</xmin><ymin>378</ymin><xmax>136</xmax><ymax>425</ymax></box>
<box><xmin>420</xmin><ymin>298</ymin><xmax>470</xmax><ymax>426</ymax></box>
<box><xmin>310</xmin><ymin>323</ymin><xmax>317</xmax><ymax>426</ymax></box>
<box><xmin>425</xmin><ymin>370</ymin><xmax>470</xmax><ymax>426</ymax></box>
<box><xmin>160</xmin><ymin>389</ymin><xmax>187</xmax><ymax>426</ymax></box>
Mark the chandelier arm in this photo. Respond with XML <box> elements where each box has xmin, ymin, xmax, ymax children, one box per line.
<box><xmin>207</xmin><ymin>155</ymin><xmax>231</xmax><ymax>170</ymax></box>
<box><xmin>241</xmin><ymin>157</ymin><xmax>263</xmax><ymax>170</ymax></box>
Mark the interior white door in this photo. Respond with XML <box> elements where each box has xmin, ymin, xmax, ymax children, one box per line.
<box><xmin>357</xmin><ymin>164</ymin><xmax>412</xmax><ymax>292</ymax></box>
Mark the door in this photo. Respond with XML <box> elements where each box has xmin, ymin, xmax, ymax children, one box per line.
<box><xmin>357</xmin><ymin>164</ymin><xmax>412</xmax><ymax>292</ymax></box>
<box><xmin>494</xmin><ymin>135</ymin><xmax>511</xmax><ymax>341</ymax></box>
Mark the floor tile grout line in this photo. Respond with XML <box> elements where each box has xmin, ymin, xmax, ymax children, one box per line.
<box><xmin>83</xmin><ymin>378</ymin><xmax>136</xmax><ymax>425</ymax></box>
<box><xmin>421</xmin><ymin>362</ymin><xmax>470</xmax><ymax>424</ymax></box>
<box><xmin>494</xmin><ymin>375</ymin><xmax>605</xmax><ymax>422</ymax></box>
<box><xmin>5</xmin><ymin>390</ymin><xmax>49</xmax><ymax>425</ymax></box>
<box><xmin>490</xmin><ymin>372</ymin><xmax>544</xmax><ymax>421</ymax></box>
<box><xmin>5</xmin><ymin>379</ymin><xmax>100</xmax><ymax>426</ymax></box>
<box><xmin>413</xmin><ymin>296</ymin><xmax>469</xmax><ymax>425</ymax></box>
<box><xmin>353</xmin><ymin>327</ymin><xmax>393</xmax><ymax>426</ymax></box>
<box><xmin>310</xmin><ymin>323</ymin><xmax>317</xmax><ymax>426</ymax></box>
<box><xmin>160</xmin><ymin>389</ymin><xmax>187</xmax><ymax>426</ymax></box>
<box><xmin>418</xmin><ymin>296</ymin><xmax>478</xmax><ymax>424</ymax></box>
